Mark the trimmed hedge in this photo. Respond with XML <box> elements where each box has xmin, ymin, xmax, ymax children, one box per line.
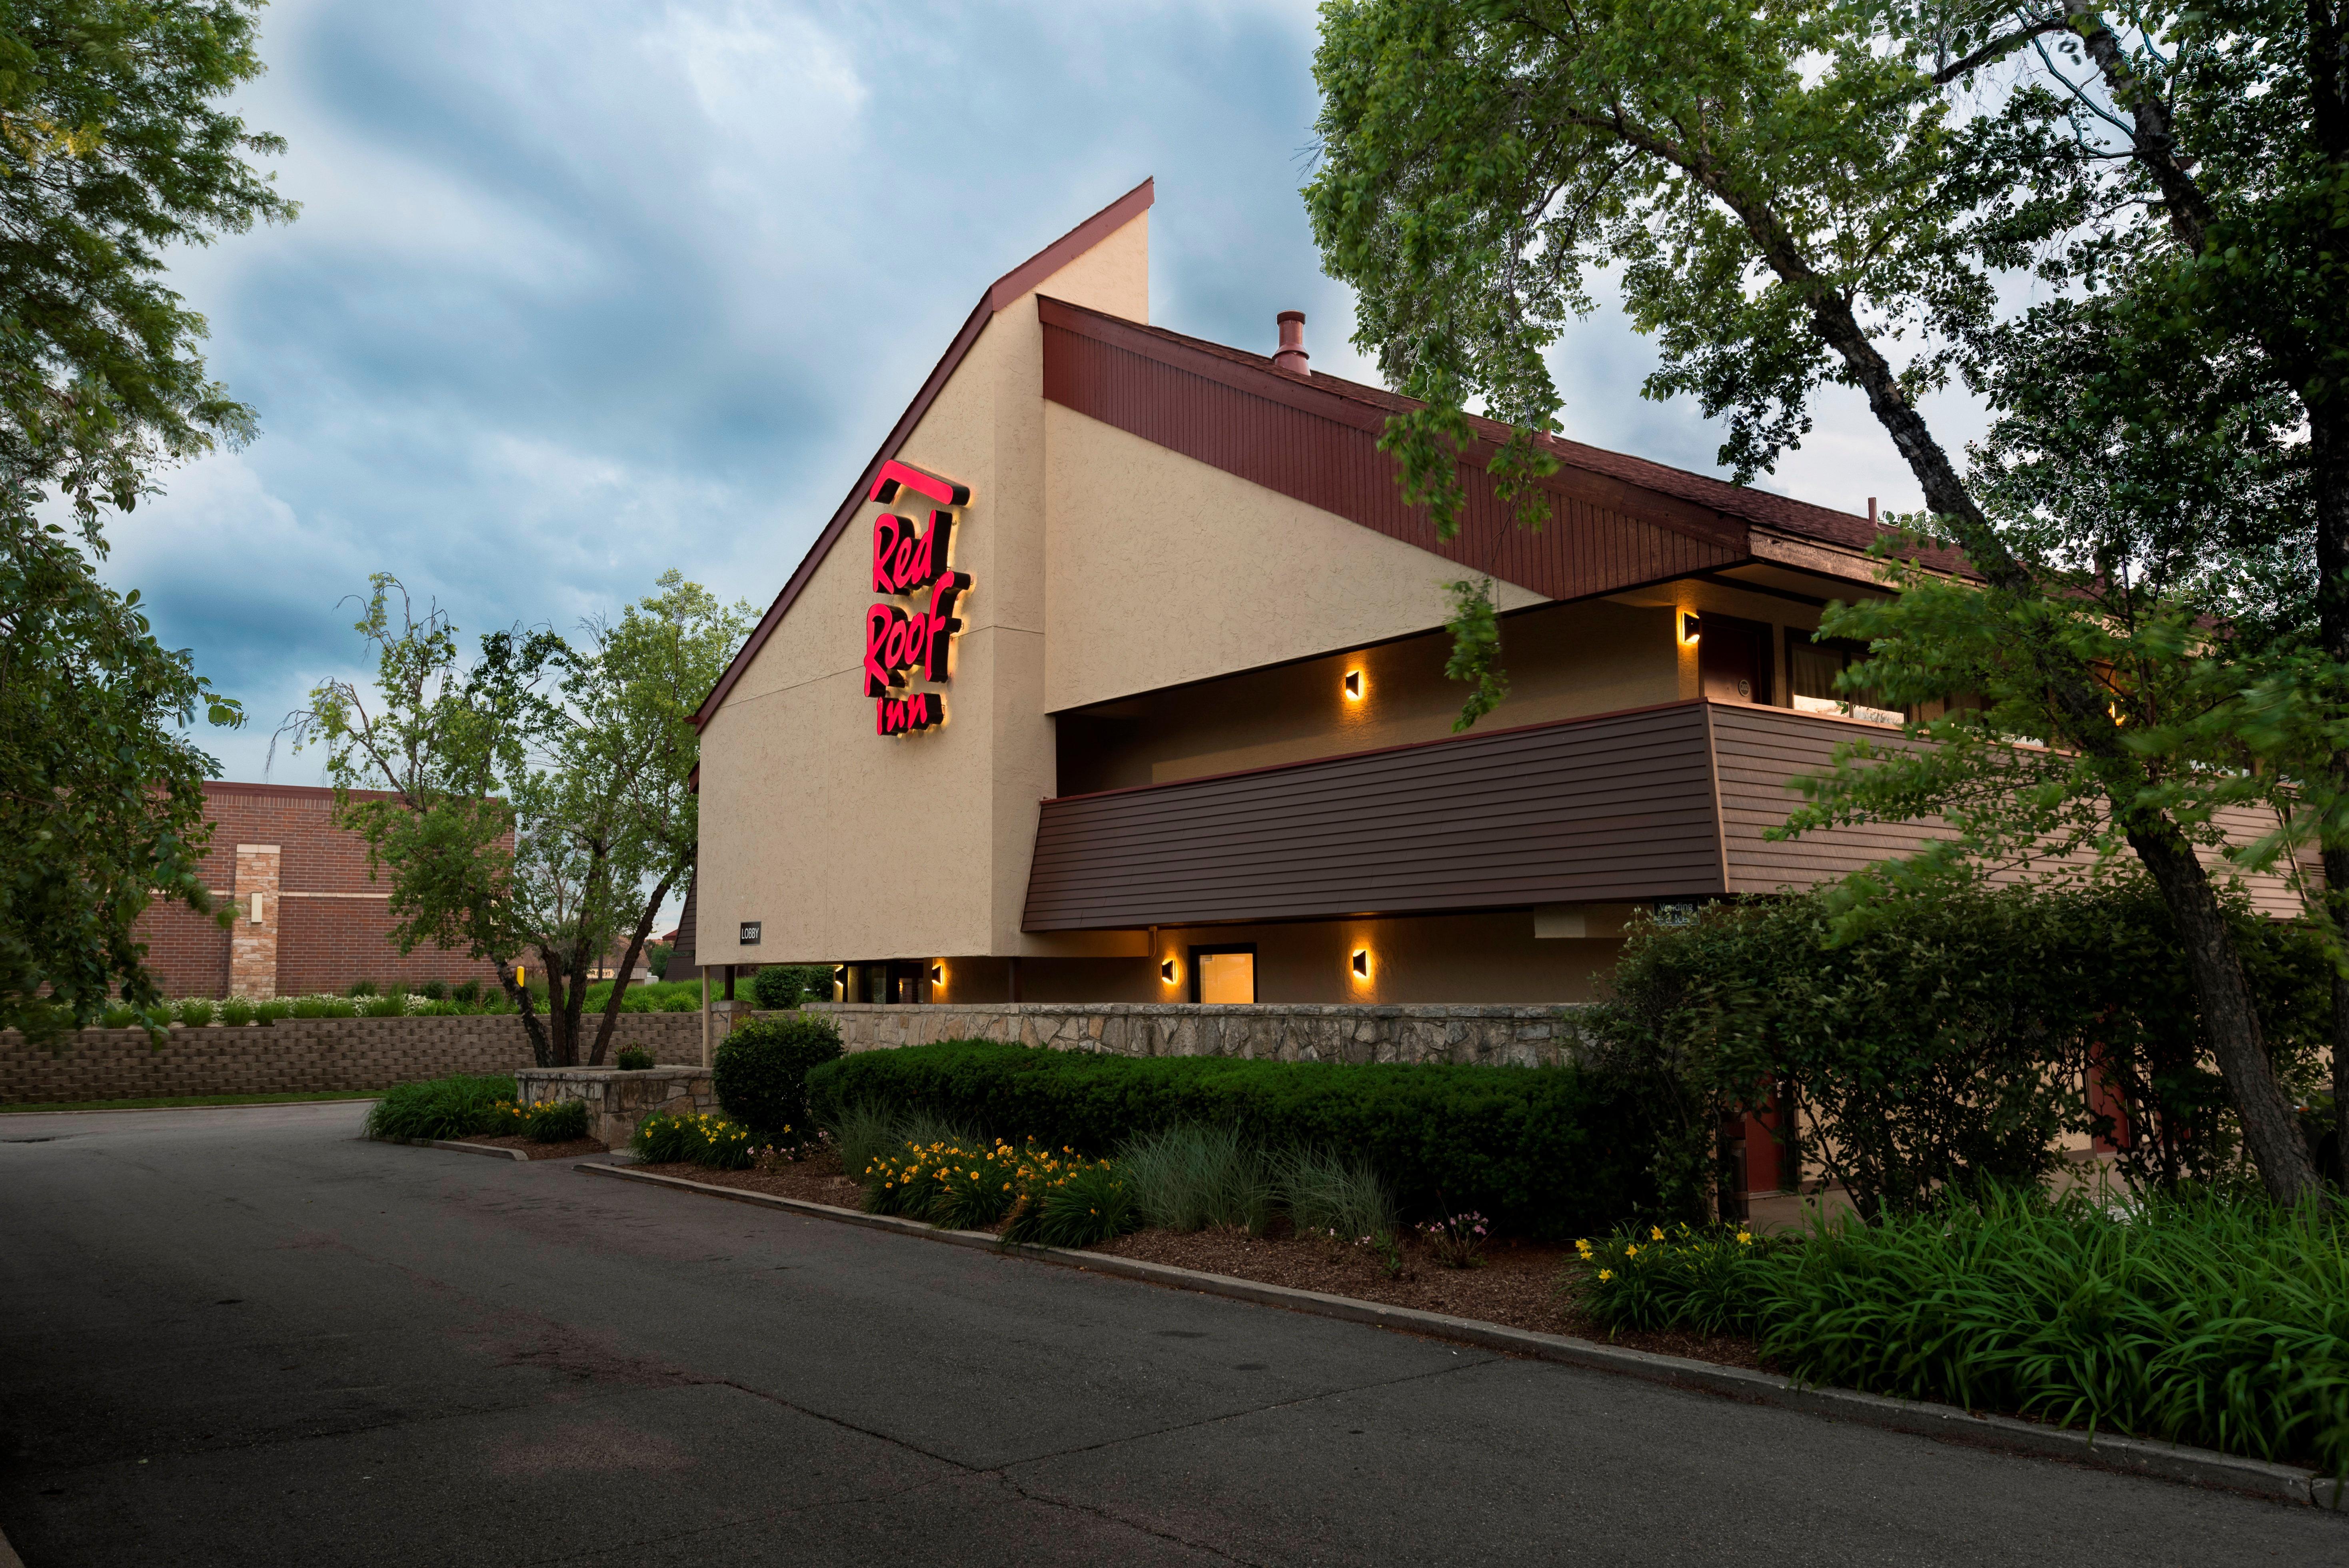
<box><xmin>714</xmin><ymin>1013</ymin><xmax>844</xmax><ymax>1139</ymax></box>
<box><xmin>805</xmin><ymin>1042</ymin><xmax>1659</xmax><ymax>1238</ymax></box>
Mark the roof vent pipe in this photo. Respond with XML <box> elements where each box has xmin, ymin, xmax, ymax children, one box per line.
<box><xmin>1274</xmin><ymin>310</ymin><xmax>1309</xmax><ymax>376</ymax></box>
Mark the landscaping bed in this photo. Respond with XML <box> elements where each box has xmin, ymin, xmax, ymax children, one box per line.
<box><xmin>629</xmin><ymin>1144</ymin><xmax>1759</xmax><ymax>1367</ymax></box>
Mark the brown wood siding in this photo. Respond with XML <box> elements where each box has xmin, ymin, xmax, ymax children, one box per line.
<box><xmin>1711</xmin><ymin>703</ymin><xmax>2312</xmax><ymax>915</ymax></box>
<box><xmin>1023</xmin><ymin>703</ymin><xmax>1726</xmax><ymax>930</ymax></box>
<box><xmin>1040</xmin><ymin>305</ymin><xmax>1749</xmax><ymax>605</ymax></box>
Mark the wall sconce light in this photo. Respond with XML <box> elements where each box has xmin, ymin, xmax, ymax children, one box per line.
<box><xmin>1680</xmin><ymin>612</ymin><xmax>1702</xmax><ymax>645</ymax></box>
<box><xmin>1343</xmin><ymin>669</ymin><xmax>1363</xmax><ymax>700</ymax></box>
<box><xmin>1350</xmin><ymin>948</ymin><xmax>1370</xmax><ymax>979</ymax></box>
<box><xmin>929</xmin><ymin>963</ymin><xmax>944</xmax><ymax>985</ymax></box>
<box><xmin>1161</xmin><ymin>959</ymin><xmax>1177</xmax><ymax>983</ymax></box>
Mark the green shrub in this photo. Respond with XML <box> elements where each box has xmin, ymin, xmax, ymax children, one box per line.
<box><xmin>418</xmin><ymin>979</ymin><xmax>449</xmax><ymax>1001</ymax></box>
<box><xmin>361</xmin><ymin>991</ymin><xmax>405</xmax><ymax>1019</ymax></box>
<box><xmin>525</xmin><ymin>1099</ymin><xmax>589</xmax><ymax>1142</ymax></box>
<box><xmin>1121</xmin><ymin>1124</ymin><xmax>1275</xmax><ymax>1234</ymax></box>
<box><xmin>1587</xmin><ymin>873</ymin><xmax>2332</xmax><ymax>1215</ymax></box>
<box><xmin>632</xmin><ymin>1110</ymin><xmax>756</xmax><ymax>1169</ymax></box>
<box><xmin>174</xmin><ymin>998</ymin><xmax>216</xmax><ymax>1027</ymax></box>
<box><xmin>451</xmin><ymin>979</ymin><xmax>481</xmax><ymax>1006</ymax></box>
<box><xmin>366</xmin><ymin>1074</ymin><xmax>517</xmax><ymax>1140</ymax></box>
<box><xmin>346</xmin><ymin>979</ymin><xmax>379</xmax><ymax>998</ymax></box>
<box><xmin>1001</xmin><ymin>1158</ymin><xmax>1137</xmax><ymax>1247</ymax></box>
<box><xmin>662</xmin><ymin>991</ymin><xmax>696</xmax><ymax>1013</ymax></box>
<box><xmin>750</xmin><ymin>964</ymin><xmax>833</xmax><ymax>1010</ymax></box>
<box><xmin>254</xmin><ymin>999</ymin><xmax>290</xmax><ymax>1026</ymax></box>
<box><xmin>1573</xmin><ymin>1188</ymin><xmax>2349</xmax><ymax>1476</ymax></box>
<box><xmin>100</xmin><ymin>1003</ymin><xmax>138</xmax><ymax>1029</ymax></box>
<box><xmin>714</xmin><ymin>1014</ymin><xmax>843</xmax><ymax>1140</ymax></box>
<box><xmin>218</xmin><ymin>997</ymin><xmax>256</xmax><ymax>1027</ymax></box>
<box><xmin>808</xmin><ymin>1041</ymin><xmax>1658</xmax><ymax>1238</ymax></box>
<box><xmin>615</xmin><ymin>1045</ymin><xmax>654</xmax><ymax>1071</ymax></box>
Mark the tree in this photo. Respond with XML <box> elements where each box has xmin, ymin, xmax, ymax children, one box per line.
<box><xmin>0</xmin><ymin>515</ymin><xmax>239</xmax><ymax>1037</ymax></box>
<box><xmin>0</xmin><ymin>1</ymin><xmax>292</xmax><ymax>1033</ymax></box>
<box><xmin>286</xmin><ymin>573</ymin><xmax>747</xmax><ymax>1068</ymax></box>
<box><xmin>1304</xmin><ymin>1</ymin><xmax>2342</xmax><ymax>1200</ymax></box>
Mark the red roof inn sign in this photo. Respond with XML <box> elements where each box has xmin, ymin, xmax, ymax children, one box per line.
<box><xmin>861</xmin><ymin>460</ymin><xmax>972</xmax><ymax>737</ymax></box>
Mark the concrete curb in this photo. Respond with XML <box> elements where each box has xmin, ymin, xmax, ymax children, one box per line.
<box><xmin>367</xmin><ymin>1133</ymin><xmax>528</xmax><ymax>1162</ymax></box>
<box><xmin>576</xmin><ymin>1160</ymin><xmax>2340</xmax><ymax>1510</ymax></box>
<box><xmin>2</xmin><ymin>1096</ymin><xmax>384</xmax><ymax>1117</ymax></box>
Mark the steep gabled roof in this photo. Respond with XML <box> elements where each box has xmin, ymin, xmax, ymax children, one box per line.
<box><xmin>692</xmin><ymin>178</ymin><xmax>1157</xmax><ymax>729</ymax></box>
<box><xmin>1040</xmin><ymin>298</ymin><xmax>1970</xmax><ymax>581</ymax></box>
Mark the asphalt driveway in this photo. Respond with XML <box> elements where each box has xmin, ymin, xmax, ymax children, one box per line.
<box><xmin>0</xmin><ymin>1102</ymin><xmax>2339</xmax><ymax>1566</ymax></box>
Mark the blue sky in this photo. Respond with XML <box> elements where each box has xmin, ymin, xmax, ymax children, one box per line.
<box><xmin>111</xmin><ymin>0</ymin><xmax>1971</xmax><ymax>785</ymax></box>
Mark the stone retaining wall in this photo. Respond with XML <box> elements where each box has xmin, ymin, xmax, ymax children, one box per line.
<box><xmin>0</xmin><ymin>1010</ymin><xmax>710</xmax><ymax>1104</ymax></box>
<box><xmin>515</xmin><ymin>1067</ymin><xmax>718</xmax><ymax>1147</ymax></box>
<box><xmin>807</xmin><ymin>1003</ymin><xmax>1590</xmax><ymax>1069</ymax></box>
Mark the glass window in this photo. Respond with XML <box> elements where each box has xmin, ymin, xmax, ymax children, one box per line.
<box><xmin>1193</xmin><ymin>948</ymin><xmax>1256</xmax><ymax>1004</ymax></box>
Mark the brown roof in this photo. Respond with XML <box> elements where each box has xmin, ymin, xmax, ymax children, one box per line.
<box><xmin>1058</xmin><ymin>304</ymin><xmax>1969</xmax><ymax>574</ymax></box>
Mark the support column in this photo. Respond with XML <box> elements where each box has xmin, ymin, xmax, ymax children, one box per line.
<box><xmin>229</xmin><ymin>844</ymin><xmax>282</xmax><ymax>1000</ymax></box>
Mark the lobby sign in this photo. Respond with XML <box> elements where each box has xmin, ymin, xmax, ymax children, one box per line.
<box><xmin>861</xmin><ymin>459</ymin><xmax>970</xmax><ymax>736</ymax></box>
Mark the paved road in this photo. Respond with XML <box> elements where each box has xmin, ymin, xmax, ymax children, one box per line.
<box><xmin>0</xmin><ymin>1104</ymin><xmax>2339</xmax><ymax>1566</ymax></box>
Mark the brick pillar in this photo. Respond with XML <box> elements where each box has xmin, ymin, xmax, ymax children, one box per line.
<box><xmin>230</xmin><ymin>845</ymin><xmax>282</xmax><ymax>1000</ymax></box>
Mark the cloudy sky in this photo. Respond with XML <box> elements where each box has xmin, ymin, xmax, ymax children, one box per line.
<box><xmin>113</xmin><ymin>0</ymin><xmax>1973</xmax><ymax>785</ymax></box>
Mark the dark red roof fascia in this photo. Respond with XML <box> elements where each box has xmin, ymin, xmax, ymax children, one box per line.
<box><xmin>692</xmin><ymin>178</ymin><xmax>1157</xmax><ymax>729</ymax></box>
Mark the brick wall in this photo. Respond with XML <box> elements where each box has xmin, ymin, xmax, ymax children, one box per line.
<box><xmin>133</xmin><ymin>781</ymin><xmax>508</xmax><ymax>1000</ymax></box>
<box><xmin>0</xmin><ymin>1011</ymin><xmax>711</xmax><ymax>1104</ymax></box>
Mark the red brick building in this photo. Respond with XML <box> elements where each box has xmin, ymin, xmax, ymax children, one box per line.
<box><xmin>136</xmin><ymin>782</ymin><xmax>505</xmax><ymax>1000</ymax></box>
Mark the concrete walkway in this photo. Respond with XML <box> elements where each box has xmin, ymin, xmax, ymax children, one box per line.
<box><xmin>0</xmin><ymin>1103</ymin><xmax>2339</xmax><ymax>1566</ymax></box>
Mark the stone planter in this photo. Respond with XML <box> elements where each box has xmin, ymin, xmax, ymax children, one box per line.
<box><xmin>513</xmin><ymin>1065</ymin><xmax>718</xmax><ymax>1148</ymax></box>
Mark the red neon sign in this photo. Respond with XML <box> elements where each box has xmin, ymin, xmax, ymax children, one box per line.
<box><xmin>863</xmin><ymin>460</ymin><xmax>969</xmax><ymax>736</ymax></box>
<box><xmin>869</xmin><ymin>459</ymin><xmax>971</xmax><ymax>509</ymax></box>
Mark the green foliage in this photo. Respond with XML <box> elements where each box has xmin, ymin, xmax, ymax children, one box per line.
<box><xmin>646</xmin><ymin>941</ymin><xmax>673</xmax><ymax>981</ymax></box>
<box><xmin>1570</xmin><ymin>1221</ymin><xmax>1782</xmax><ymax>1337</ymax></box>
<box><xmin>522</xmin><ymin>1098</ymin><xmax>587</xmax><ymax>1142</ymax></box>
<box><xmin>1</xmin><ymin>516</ymin><xmax>240</xmax><ymax>1040</ymax></box>
<box><xmin>173</xmin><ymin>997</ymin><xmax>214</xmax><ymax>1027</ymax></box>
<box><xmin>614</xmin><ymin>1045</ymin><xmax>653</xmax><ymax>1071</ymax></box>
<box><xmin>807</xmin><ymin>1042</ymin><xmax>1662</xmax><ymax>1237</ymax></box>
<box><xmin>365</xmin><ymin>1074</ymin><xmax>516</xmax><ymax>1141</ymax></box>
<box><xmin>345</xmin><ymin>979</ymin><xmax>378</xmax><ymax>997</ymax></box>
<box><xmin>417</xmin><ymin>979</ymin><xmax>448</xmax><ymax>1001</ymax></box>
<box><xmin>1590</xmin><ymin>877</ymin><xmax>2329</xmax><ymax>1215</ymax></box>
<box><xmin>713</xmin><ymin>1013</ymin><xmax>843</xmax><ymax>1141</ymax></box>
<box><xmin>749</xmin><ymin>963</ymin><xmax>832</xmax><ymax>1011</ymax></box>
<box><xmin>631</xmin><ymin>1110</ymin><xmax>755</xmax><ymax>1170</ymax></box>
<box><xmin>451</xmin><ymin>979</ymin><xmax>481</xmax><ymax>1006</ymax></box>
<box><xmin>285</xmin><ymin>571</ymin><xmax>752</xmax><ymax>1069</ymax></box>
<box><xmin>253</xmin><ymin>998</ymin><xmax>288</xmax><ymax>1025</ymax></box>
<box><xmin>360</xmin><ymin>991</ymin><xmax>405</xmax><ymax>1019</ymax></box>
<box><xmin>1274</xmin><ymin>1146</ymin><xmax>1398</xmax><ymax>1242</ymax></box>
<box><xmin>1574</xmin><ymin>1188</ymin><xmax>2349</xmax><ymax>1477</ymax></box>
<box><xmin>216</xmin><ymin>997</ymin><xmax>253</xmax><ymax>1027</ymax></box>
<box><xmin>1001</xmin><ymin>1158</ymin><xmax>1137</xmax><ymax>1248</ymax></box>
<box><xmin>1119</xmin><ymin>1124</ymin><xmax>1276</xmax><ymax>1235</ymax></box>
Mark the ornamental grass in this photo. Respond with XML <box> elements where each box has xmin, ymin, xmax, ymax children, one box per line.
<box><xmin>1571</xmin><ymin>1187</ymin><xmax>2349</xmax><ymax>1476</ymax></box>
<box><xmin>365</xmin><ymin>1073</ymin><xmax>517</xmax><ymax>1141</ymax></box>
<box><xmin>493</xmin><ymin>1097</ymin><xmax>590</xmax><ymax>1143</ymax></box>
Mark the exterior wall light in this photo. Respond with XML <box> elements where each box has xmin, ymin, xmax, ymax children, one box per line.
<box><xmin>929</xmin><ymin>962</ymin><xmax>944</xmax><ymax>985</ymax></box>
<box><xmin>1343</xmin><ymin>669</ymin><xmax>1363</xmax><ymax>700</ymax></box>
<box><xmin>833</xmin><ymin>965</ymin><xmax>848</xmax><ymax>999</ymax></box>
<box><xmin>1680</xmin><ymin>612</ymin><xmax>1702</xmax><ymax>645</ymax></box>
<box><xmin>1350</xmin><ymin>948</ymin><xmax>1370</xmax><ymax>979</ymax></box>
<box><xmin>1161</xmin><ymin>959</ymin><xmax>1177</xmax><ymax>984</ymax></box>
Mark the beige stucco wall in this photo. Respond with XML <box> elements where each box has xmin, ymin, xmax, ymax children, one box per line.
<box><xmin>1042</xmin><ymin>406</ymin><xmax>1547</xmax><ymax>715</ymax></box>
<box><xmin>697</xmin><ymin>212</ymin><xmax>1149</xmax><ymax>968</ymax></box>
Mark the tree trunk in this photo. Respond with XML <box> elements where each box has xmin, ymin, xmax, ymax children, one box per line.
<box><xmin>2129</xmin><ymin>824</ymin><xmax>2323</xmax><ymax>1203</ymax></box>
<box><xmin>589</xmin><ymin>867</ymin><xmax>676</xmax><ymax>1067</ymax></box>
<box><xmin>499</xmin><ymin>961</ymin><xmax>552</xmax><ymax>1068</ymax></box>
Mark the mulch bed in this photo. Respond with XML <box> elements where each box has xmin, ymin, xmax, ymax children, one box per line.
<box><xmin>631</xmin><ymin>1148</ymin><xmax>1763</xmax><ymax>1370</ymax></box>
<box><xmin>465</xmin><ymin>1133</ymin><xmax>608</xmax><ymax>1161</ymax></box>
